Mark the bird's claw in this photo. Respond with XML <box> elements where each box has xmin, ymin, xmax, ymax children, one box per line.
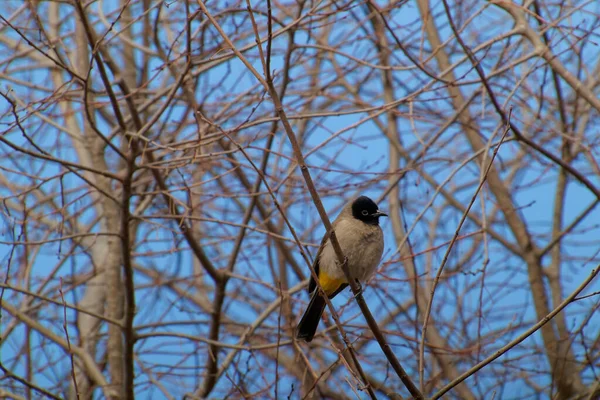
<box><xmin>353</xmin><ymin>279</ymin><xmax>363</xmax><ymax>299</ymax></box>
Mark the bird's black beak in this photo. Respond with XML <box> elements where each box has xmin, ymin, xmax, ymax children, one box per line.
<box><xmin>372</xmin><ymin>211</ymin><xmax>388</xmax><ymax>217</ymax></box>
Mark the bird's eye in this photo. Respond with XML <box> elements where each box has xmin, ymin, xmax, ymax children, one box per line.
<box><xmin>361</xmin><ymin>210</ymin><xmax>369</xmax><ymax>216</ymax></box>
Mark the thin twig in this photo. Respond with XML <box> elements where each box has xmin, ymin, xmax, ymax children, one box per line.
<box><xmin>60</xmin><ymin>278</ymin><xmax>80</xmax><ymax>400</ymax></box>
<box><xmin>432</xmin><ymin>263</ymin><xmax>600</xmax><ymax>398</ymax></box>
<box><xmin>420</xmin><ymin>109</ymin><xmax>512</xmax><ymax>391</ymax></box>
<box><xmin>197</xmin><ymin>2</ymin><xmax>380</xmax><ymax>397</ymax></box>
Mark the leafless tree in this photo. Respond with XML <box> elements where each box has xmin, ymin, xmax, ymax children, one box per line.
<box><xmin>1</xmin><ymin>0</ymin><xmax>599</xmax><ymax>399</ymax></box>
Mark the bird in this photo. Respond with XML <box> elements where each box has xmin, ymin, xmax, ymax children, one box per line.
<box><xmin>296</xmin><ymin>195</ymin><xmax>387</xmax><ymax>342</ymax></box>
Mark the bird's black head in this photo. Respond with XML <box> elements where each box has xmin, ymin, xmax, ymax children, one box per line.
<box><xmin>351</xmin><ymin>196</ymin><xmax>387</xmax><ymax>226</ymax></box>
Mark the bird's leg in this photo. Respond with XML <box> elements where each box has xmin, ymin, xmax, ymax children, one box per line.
<box><xmin>353</xmin><ymin>279</ymin><xmax>363</xmax><ymax>298</ymax></box>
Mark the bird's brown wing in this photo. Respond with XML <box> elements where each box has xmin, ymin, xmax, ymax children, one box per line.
<box><xmin>307</xmin><ymin>227</ymin><xmax>350</xmax><ymax>298</ymax></box>
<box><xmin>308</xmin><ymin>229</ymin><xmax>331</xmax><ymax>293</ymax></box>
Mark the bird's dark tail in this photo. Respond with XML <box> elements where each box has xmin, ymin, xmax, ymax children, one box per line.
<box><xmin>296</xmin><ymin>291</ymin><xmax>326</xmax><ymax>342</ymax></box>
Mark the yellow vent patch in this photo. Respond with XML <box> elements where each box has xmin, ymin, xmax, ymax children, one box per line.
<box><xmin>319</xmin><ymin>272</ymin><xmax>346</xmax><ymax>296</ymax></box>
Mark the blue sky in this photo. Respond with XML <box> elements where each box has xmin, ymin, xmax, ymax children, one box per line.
<box><xmin>1</xmin><ymin>0</ymin><xmax>600</xmax><ymax>398</ymax></box>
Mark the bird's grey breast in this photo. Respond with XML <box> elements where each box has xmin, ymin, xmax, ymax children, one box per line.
<box><xmin>319</xmin><ymin>218</ymin><xmax>384</xmax><ymax>281</ymax></box>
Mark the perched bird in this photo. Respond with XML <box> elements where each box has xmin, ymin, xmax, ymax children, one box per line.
<box><xmin>296</xmin><ymin>195</ymin><xmax>386</xmax><ymax>342</ymax></box>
